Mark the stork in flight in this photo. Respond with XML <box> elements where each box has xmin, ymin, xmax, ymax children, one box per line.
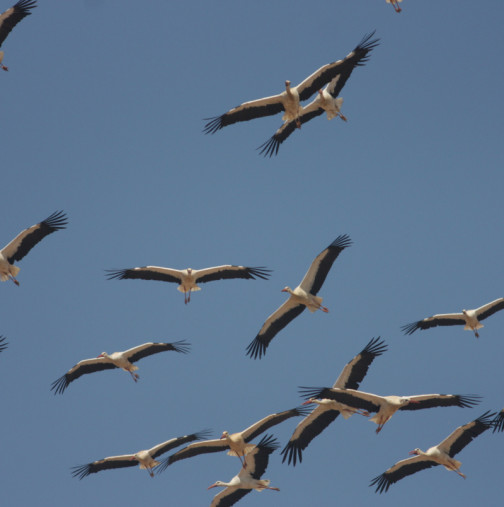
<box><xmin>370</xmin><ymin>411</ymin><xmax>496</xmax><ymax>492</ymax></box>
<box><xmin>207</xmin><ymin>434</ymin><xmax>280</xmax><ymax>507</ymax></box>
<box><xmin>246</xmin><ymin>234</ymin><xmax>351</xmax><ymax>359</ymax></box>
<box><xmin>51</xmin><ymin>340</ymin><xmax>190</xmax><ymax>394</ymax></box>
<box><xmin>156</xmin><ymin>405</ymin><xmax>309</xmax><ymax>473</ymax></box>
<box><xmin>258</xmin><ymin>32</ymin><xmax>379</xmax><ymax>157</ymax></box>
<box><xmin>281</xmin><ymin>337</ymin><xmax>387</xmax><ymax>465</ymax></box>
<box><xmin>0</xmin><ymin>210</ymin><xmax>67</xmax><ymax>286</ymax></box>
<box><xmin>299</xmin><ymin>387</ymin><xmax>481</xmax><ymax>433</ymax></box>
<box><xmin>402</xmin><ymin>298</ymin><xmax>504</xmax><ymax>338</ymax></box>
<box><xmin>0</xmin><ymin>0</ymin><xmax>36</xmax><ymax>71</ymax></box>
<box><xmin>72</xmin><ymin>430</ymin><xmax>211</xmax><ymax>479</ymax></box>
<box><xmin>106</xmin><ymin>265</ymin><xmax>271</xmax><ymax>304</ymax></box>
<box><xmin>203</xmin><ymin>32</ymin><xmax>378</xmax><ymax>135</ymax></box>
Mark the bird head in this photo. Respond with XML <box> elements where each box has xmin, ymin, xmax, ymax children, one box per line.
<box><xmin>409</xmin><ymin>448</ymin><xmax>421</xmax><ymax>456</ymax></box>
<box><xmin>97</xmin><ymin>352</ymin><xmax>108</xmax><ymax>358</ymax></box>
<box><xmin>281</xmin><ymin>286</ymin><xmax>291</xmax><ymax>293</ymax></box>
<box><xmin>207</xmin><ymin>481</ymin><xmax>226</xmax><ymax>490</ymax></box>
<box><xmin>285</xmin><ymin>80</ymin><xmax>291</xmax><ymax>89</ymax></box>
<box><xmin>220</xmin><ymin>431</ymin><xmax>229</xmax><ymax>440</ymax></box>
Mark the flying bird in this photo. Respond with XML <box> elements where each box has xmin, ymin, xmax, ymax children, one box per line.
<box><xmin>51</xmin><ymin>340</ymin><xmax>190</xmax><ymax>394</ymax></box>
<box><xmin>207</xmin><ymin>434</ymin><xmax>280</xmax><ymax>507</ymax></box>
<box><xmin>281</xmin><ymin>337</ymin><xmax>387</xmax><ymax>466</ymax></box>
<box><xmin>0</xmin><ymin>210</ymin><xmax>67</xmax><ymax>286</ymax></box>
<box><xmin>386</xmin><ymin>0</ymin><xmax>403</xmax><ymax>13</ymax></box>
<box><xmin>0</xmin><ymin>335</ymin><xmax>7</xmax><ymax>353</ymax></box>
<box><xmin>156</xmin><ymin>406</ymin><xmax>309</xmax><ymax>473</ymax></box>
<box><xmin>492</xmin><ymin>409</ymin><xmax>504</xmax><ymax>433</ymax></box>
<box><xmin>299</xmin><ymin>387</ymin><xmax>481</xmax><ymax>434</ymax></box>
<box><xmin>203</xmin><ymin>32</ymin><xmax>378</xmax><ymax>135</ymax></box>
<box><xmin>246</xmin><ymin>234</ymin><xmax>351</xmax><ymax>359</ymax></box>
<box><xmin>401</xmin><ymin>298</ymin><xmax>504</xmax><ymax>338</ymax></box>
<box><xmin>71</xmin><ymin>430</ymin><xmax>211</xmax><ymax>479</ymax></box>
<box><xmin>0</xmin><ymin>0</ymin><xmax>36</xmax><ymax>71</ymax></box>
<box><xmin>258</xmin><ymin>32</ymin><xmax>379</xmax><ymax>157</ymax></box>
<box><xmin>106</xmin><ymin>265</ymin><xmax>270</xmax><ymax>304</ymax></box>
<box><xmin>370</xmin><ymin>411</ymin><xmax>496</xmax><ymax>493</ymax></box>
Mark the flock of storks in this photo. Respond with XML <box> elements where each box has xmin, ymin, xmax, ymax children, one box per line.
<box><xmin>2</xmin><ymin>1</ymin><xmax>503</xmax><ymax>506</ymax></box>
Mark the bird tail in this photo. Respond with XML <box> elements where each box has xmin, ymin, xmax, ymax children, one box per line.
<box><xmin>326</xmin><ymin>98</ymin><xmax>344</xmax><ymax>120</ymax></box>
<box><xmin>255</xmin><ymin>479</ymin><xmax>271</xmax><ymax>491</ymax></box>
<box><xmin>1</xmin><ymin>265</ymin><xmax>20</xmax><ymax>281</ymax></box>
<box><xmin>227</xmin><ymin>443</ymin><xmax>255</xmax><ymax>457</ymax></box>
<box><xmin>307</xmin><ymin>296</ymin><xmax>323</xmax><ymax>313</ymax></box>
<box><xmin>140</xmin><ymin>460</ymin><xmax>160</xmax><ymax>469</ymax></box>
<box><xmin>464</xmin><ymin>323</ymin><xmax>483</xmax><ymax>331</ymax></box>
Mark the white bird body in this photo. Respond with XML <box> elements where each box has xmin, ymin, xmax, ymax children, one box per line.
<box><xmin>0</xmin><ymin>211</ymin><xmax>67</xmax><ymax>285</ymax></box>
<box><xmin>281</xmin><ymin>338</ymin><xmax>387</xmax><ymax>466</ymax></box>
<box><xmin>247</xmin><ymin>234</ymin><xmax>351</xmax><ymax>359</ymax></box>
<box><xmin>258</xmin><ymin>33</ymin><xmax>378</xmax><ymax>157</ymax></box>
<box><xmin>402</xmin><ymin>298</ymin><xmax>504</xmax><ymax>338</ymax></box>
<box><xmin>207</xmin><ymin>435</ymin><xmax>279</xmax><ymax>507</ymax></box>
<box><xmin>371</xmin><ymin>411</ymin><xmax>495</xmax><ymax>493</ymax></box>
<box><xmin>107</xmin><ymin>265</ymin><xmax>270</xmax><ymax>304</ymax></box>
<box><xmin>51</xmin><ymin>341</ymin><xmax>190</xmax><ymax>394</ymax></box>
<box><xmin>204</xmin><ymin>32</ymin><xmax>378</xmax><ymax>139</ymax></box>
<box><xmin>156</xmin><ymin>406</ymin><xmax>308</xmax><ymax>473</ymax></box>
<box><xmin>72</xmin><ymin>431</ymin><xmax>210</xmax><ymax>479</ymax></box>
<box><xmin>299</xmin><ymin>387</ymin><xmax>481</xmax><ymax>433</ymax></box>
<box><xmin>281</xmin><ymin>285</ymin><xmax>324</xmax><ymax>313</ymax></box>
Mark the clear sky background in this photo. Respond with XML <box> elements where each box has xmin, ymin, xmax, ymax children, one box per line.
<box><xmin>1</xmin><ymin>1</ymin><xmax>503</xmax><ymax>506</ymax></box>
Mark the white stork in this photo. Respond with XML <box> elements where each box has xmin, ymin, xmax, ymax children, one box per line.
<box><xmin>0</xmin><ymin>0</ymin><xmax>36</xmax><ymax>71</ymax></box>
<box><xmin>258</xmin><ymin>32</ymin><xmax>379</xmax><ymax>157</ymax></box>
<box><xmin>207</xmin><ymin>434</ymin><xmax>280</xmax><ymax>507</ymax></box>
<box><xmin>106</xmin><ymin>265</ymin><xmax>270</xmax><ymax>304</ymax></box>
<box><xmin>492</xmin><ymin>409</ymin><xmax>504</xmax><ymax>433</ymax></box>
<box><xmin>51</xmin><ymin>340</ymin><xmax>190</xmax><ymax>394</ymax></box>
<box><xmin>370</xmin><ymin>411</ymin><xmax>496</xmax><ymax>493</ymax></box>
<box><xmin>203</xmin><ymin>32</ymin><xmax>378</xmax><ymax>135</ymax></box>
<box><xmin>281</xmin><ymin>337</ymin><xmax>387</xmax><ymax>466</ymax></box>
<box><xmin>299</xmin><ymin>387</ymin><xmax>481</xmax><ymax>433</ymax></box>
<box><xmin>156</xmin><ymin>406</ymin><xmax>309</xmax><ymax>473</ymax></box>
<box><xmin>401</xmin><ymin>298</ymin><xmax>504</xmax><ymax>338</ymax></box>
<box><xmin>0</xmin><ymin>335</ymin><xmax>7</xmax><ymax>353</ymax></box>
<box><xmin>0</xmin><ymin>210</ymin><xmax>67</xmax><ymax>286</ymax></box>
<box><xmin>246</xmin><ymin>234</ymin><xmax>351</xmax><ymax>359</ymax></box>
<box><xmin>386</xmin><ymin>0</ymin><xmax>403</xmax><ymax>13</ymax></box>
<box><xmin>71</xmin><ymin>430</ymin><xmax>211</xmax><ymax>479</ymax></box>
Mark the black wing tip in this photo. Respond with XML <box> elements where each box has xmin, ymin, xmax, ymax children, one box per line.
<box><xmin>15</xmin><ymin>0</ymin><xmax>37</xmax><ymax>12</ymax></box>
<box><xmin>247</xmin><ymin>266</ymin><xmax>272</xmax><ymax>280</ymax></box>
<box><xmin>363</xmin><ymin>336</ymin><xmax>388</xmax><ymax>356</ymax></box>
<box><xmin>202</xmin><ymin>116</ymin><xmax>224</xmax><ymax>134</ymax></box>
<box><xmin>330</xmin><ymin>234</ymin><xmax>352</xmax><ymax>250</ymax></box>
<box><xmin>170</xmin><ymin>340</ymin><xmax>191</xmax><ymax>354</ymax></box>
<box><xmin>50</xmin><ymin>375</ymin><xmax>70</xmax><ymax>395</ymax></box>
<box><xmin>475</xmin><ymin>410</ymin><xmax>498</xmax><ymax>427</ymax></box>
<box><xmin>105</xmin><ymin>268</ymin><xmax>128</xmax><ymax>280</ymax></box>
<box><xmin>492</xmin><ymin>410</ymin><xmax>504</xmax><ymax>433</ymax></box>
<box><xmin>71</xmin><ymin>464</ymin><xmax>91</xmax><ymax>480</ymax></box>
<box><xmin>0</xmin><ymin>336</ymin><xmax>8</xmax><ymax>352</ymax></box>
<box><xmin>43</xmin><ymin>210</ymin><xmax>68</xmax><ymax>231</ymax></box>
<box><xmin>457</xmin><ymin>394</ymin><xmax>483</xmax><ymax>408</ymax></box>
<box><xmin>256</xmin><ymin>434</ymin><xmax>280</xmax><ymax>453</ymax></box>
<box><xmin>246</xmin><ymin>337</ymin><xmax>268</xmax><ymax>360</ymax></box>
<box><xmin>257</xmin><ymin>136</ymin><xmax>281</xmax><ymax>157</ymax></box>
<box><xmin>280</xmin><ymin>441</ymin><xmax>303</xmax><ymax>466</ymax></box>
<box><xmin>298</xmin><ymin>386</ymin><xmax>327</xmax><ymax>401</ymax></box>
<box><xmin>295</xmin><ymin>405</ymin><xmax>314</xmax><ymax>418</ymax></box>
<box><xmin>194</xmin><ymin>428</ymin><xmax>213</xmax><ymax>441</ymax></box>
<box><xmin>401</xmin><ymin>321</ymin><xmax>420</xmax><ymax>335</ymax></box>
<box><xmin>370</xmin><ymin>473</ymin><xmax>390</xmax><ymax>494</ymax></box>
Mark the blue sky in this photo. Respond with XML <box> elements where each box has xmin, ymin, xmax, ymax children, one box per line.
<box><xmin>1</xmin><ymin>1</ymin><xmax>503</xmax><ymax>506</ymax></box>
